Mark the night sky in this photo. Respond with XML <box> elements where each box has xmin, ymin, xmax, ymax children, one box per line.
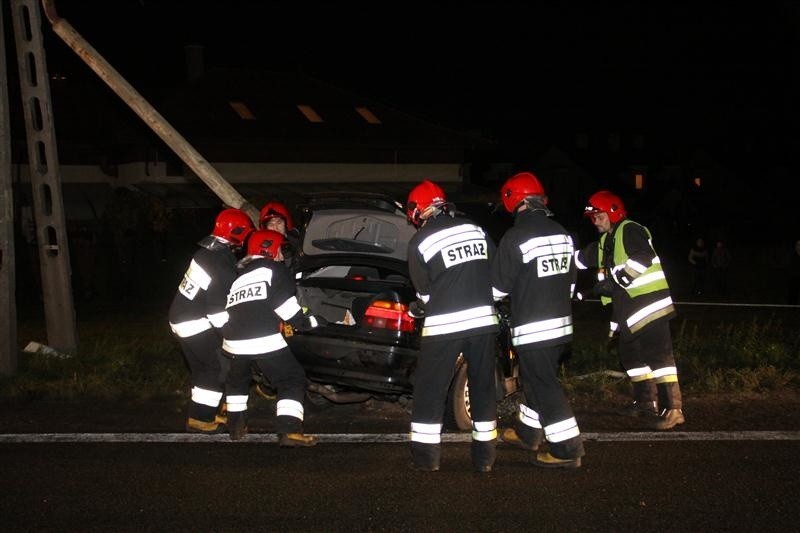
<box><xmin>40</xmin><ymin>1</ymin><xmax>800</xmax><ymax>142</ymax></box>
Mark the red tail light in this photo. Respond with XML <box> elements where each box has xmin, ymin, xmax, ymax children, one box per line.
<box><xmin>364</xmin><ymin>300</ymin><xmax>416</xmax><ymax>332</ymax></box>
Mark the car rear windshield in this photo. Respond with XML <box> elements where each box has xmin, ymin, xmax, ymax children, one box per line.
<box><xmin>303</xmin><ymin>209</ymin><xmax>415</xmax><ymax>261</ymax></box>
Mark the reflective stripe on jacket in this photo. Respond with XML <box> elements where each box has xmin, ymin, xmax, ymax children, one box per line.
<box><xmin>598</xmin><ymin>219</ymin><xmax>674</xmax><ymax>333</ymax></box>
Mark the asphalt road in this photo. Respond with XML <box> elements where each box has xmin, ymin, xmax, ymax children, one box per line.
<box><xmin>1</xmin><ymin>438</ymin><xmax>798</xmax><ymax>532</ymax></box>
<box><xmin>3</xmin><ymin>301</ymin><xmax>798</xmax><ymax>531</ymax></box>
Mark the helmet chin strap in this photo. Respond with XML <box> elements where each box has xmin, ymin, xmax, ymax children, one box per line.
<box><xmin>419</xmin><ymin>203</ymin><xmax>454</xmax><ymax>224</ymax></box>
<box><xmin>199</xmin><ymin>235</ymin><xmax>236</xmax><ymax>251</ymax></box>
<box><xmin>522</xmin><ymin>197</ymin><xmax>553</xmax><ymax>217</ymax></box>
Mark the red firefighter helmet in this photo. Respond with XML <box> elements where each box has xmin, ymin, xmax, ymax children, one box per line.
<box><xmin>500</xmin><ymin>172</ymin><xmax>546</xmax><ymax>213</ymax></box>
<box><xmin>259</xmin><ymin>201</ymin><xmax>294</xmax><ymax>231</ymax></box>
<box><xmin>584</xmin><ymin>190</ymin><xmax>627</xmax><ymax>224</ymax></box>
<box><xmin>406</xmin><ymin>180</ymin><xmax>446</xmax><ymax>226</ymax></box>
<box><xmin>246</xmin><ymin>229</ymin><xmax>286</xmax><ymax>259</ymax></box>
<box><xmin>211</xmin><ymin>208</ymin><xmax>254</xmax><ymax>246</ymax></box>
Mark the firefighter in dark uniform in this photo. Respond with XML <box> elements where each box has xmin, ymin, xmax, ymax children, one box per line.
<box><xmin>575</xmin><ymin>190</ymin><xmax>685</xmax><ymax>430</ymax></box>
<box><xmin>406</xmin><ymin>180</ymin><xmax>500</xmax><ymax>472</ymax></box>
<box><xmin>259</xmin><ymin>201</ymin><xmax>301</xmax><ymax>270</ymax></box>
<box><xmin>169</xmin><ymin>208</ymin><xmax>254</xmax><ymax>433</ymax></box>
<box><xmin>222</xmin><ymin>229</ymin><xmax>323</xmax><ymax>445</ymax></box>
<box><xmin>491</xmin><ymin>172</ymin><xmax>585</xmax><ymax>468</ymax></box>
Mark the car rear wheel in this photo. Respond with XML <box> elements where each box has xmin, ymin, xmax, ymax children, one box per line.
<box><xmin>444</xmin><ymin>361</ymin><xmax>472</xmax><ymax>431</ymax></box>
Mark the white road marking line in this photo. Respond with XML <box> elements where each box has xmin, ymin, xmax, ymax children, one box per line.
<box><xmin>0</xmin><ymin>431</ymin><xmax>799</xmax><ymax>443</ymax></box>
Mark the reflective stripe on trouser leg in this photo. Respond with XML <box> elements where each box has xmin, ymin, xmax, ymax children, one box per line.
<box><xmin>543</xmin><ymin>416</ymin><xmax>584</xmax><ymax>460</ymax></box>
<box><xmin>216</xmin><ymin>357</ymin><xmax>252</xmax><ymax>422</ymax></box>
<box><xmin>410</xmin><ymin>422</ymin><xmax>442</xmax><ymax>469</ymax></box>
<box><xmin>518</xmin><ymin>403</ymin><xmax>542</xmax><ymax>429</ymax></box>
<box><xmin>410</xmin><ymin>337</ymin><xmax>462</xmax><ymax>428</ymax></box>
<box><xmin>192</xmin><ymin>386</ymin><xmax>223</xmax><ymax>408</ymax></box>
<box><xmin>472</xmin><ymin>420</ymin><xmax>497</xmax><ymax>469</ymax></box>
<box><xmin>189</xmin><ymin>386</ymin><xmax>223</xmax><ymax>421</ymax></box>
<box><xmin>544</xmin><ymin>417</ymin><xmax>580</xmax><ymax>443</ymax></box>
<box><xmin>620</xmin><ymin>320</ymin><xmax>676</xmax><ymax>378</ymax></box>
<box><xmin>411</xmin><ymin>422</ymin><xmax>442</xmax><ymax>444</ymax></box>
<box><xmin>276</xmin><ymin>399</ymin><xmax>305</xmax><ymax>435</ymax></box>
<box><xmin>513</xmin><ymin>402</ymin><xmax>545</xmax><ymax>447</ymax></box>
<box><xmin>226</xmin><ymin>394</ymin><xmax>249</xmax><ymax>413</ymax></box>
<box><xmin>472</xmin><ymin>420</ymin><xmax>497</xmax><ymax>442</ymax></box>
<box><xmin>409</xmin><ymin>337</ymin><xmax>464</xmax><ymax>469</ymax></box>
<box><xmin>277</xmin><ymin>399</ymin><xmax>304</xmax><ymax>420</ymax></box>
<box><xmin>461</xmin><ymin>333</ymin><xmax>498</xmax><ymax>425</ymax></box>
<box><xmin>252</xmin><ymin>348</ymin><xmax>308</xmax><ymax>433</ymax></box>
<box><xmin>619</xmin><ymin>332</ymin><xmax>658</xmax><ymax>403</ymax></box>
<box><xmin>516</xmin><ymin>344</ymin><xmax>584</xmax><ymax>459</ymax></box>
<box><xmin>462</xmin><ymin>333</ymin><xmax>498</xmax><ymax>469</ymax></box>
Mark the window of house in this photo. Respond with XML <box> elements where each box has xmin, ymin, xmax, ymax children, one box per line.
<box><xmin>229</xmin><ymin>101</ymin><xmax>256</xmax><ymax>120</ymax></box>
<box><xmin>297</xmin><ymin>104</ymin><xmax>324</xmax><ymax>123</ymax></box>
<box><xmin>355</xmin><ymin>106</ymin><xmax>382</xmax><ymax>124</ymax></box>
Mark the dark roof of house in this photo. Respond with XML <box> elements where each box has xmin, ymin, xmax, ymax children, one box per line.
<box><xmin>133</xmin><ymin>180</ymin><xmax>499</xmax><ymax>210</ymax></box>
<box><xmin>10</xmin><ymin>68</ymin><xmax>493</xmax><ymax>166</ymax></box>
<box><xmin>153</xmin><ymin>68</ymin><xmax>493</xmax><ymax>163</ymax></box>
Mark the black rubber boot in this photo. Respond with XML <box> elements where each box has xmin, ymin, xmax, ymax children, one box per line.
<box><xmin>410</xmin><ymin>442</ymin><xmax>441</xmax><ymax>471</ymax></box>
<box><xmin>651</xmin><ymin>382</ymin><xmax>685</xmax><ymax>430</ymax></box>
<box><xmin>186</xmin><ymin>402</ymin><xmax>224</xmax><ymax>434</ymax></box>
<box><xmin>650</xmin><ymin>408</ymin><xmax>685</xmax><ymax>430</ymax></box>
<box><xmin>471</xmin><ymin>439</ymin><xmax>496</xmax><ymax>473</ymax></box>
<box><xmin>227</xmin><ymin>411</ymin><xmax>248</xmax><ymax>441</ymax></box>
<box><xmin>657</xmin><ymin>381</ymin><xmax>683</xmax><ymax>411</ymax></box>
<box><xmin>632</xmin><ymin>379</ymin><xmax>658</xmax><ymax>404</ymax></box>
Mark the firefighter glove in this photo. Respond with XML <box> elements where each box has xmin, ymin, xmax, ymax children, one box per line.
<box><xmin>612</xmin><ymin>266</ymin><xmax>634</xmax><ymax>288</ymax></box>
<box><xmin>408</xmin><ymin>301</ymin><xmax>426</xmax><ymax>318</ymax></box>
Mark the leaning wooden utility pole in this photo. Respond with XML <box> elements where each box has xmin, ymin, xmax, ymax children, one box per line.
<box><xmin>10</xmin><ymin>0</ymin><xmax>77</xmax><ymax>352</ymax></box>
<box><xmin>38</xmin><ymin>0</ymin><xmax>258</xmax><ymax>222</ymax></box>
<box><xmin>1</xmin><ymin>0</ymin><xmax>19</xmax><ymax>375</ymax></box>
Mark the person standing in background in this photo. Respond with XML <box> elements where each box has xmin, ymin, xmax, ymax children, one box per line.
<box><xmin>688</xmin><ymin>237</ymin><xmax>709</xmax><ymax>296</ymax></box>
<box><xmin>711</xmin><ymin>240</ymin><xmax>732</xmax><ymax>297</ymax></box>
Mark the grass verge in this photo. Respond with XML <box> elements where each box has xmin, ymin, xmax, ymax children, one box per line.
<box><xmin>4</xmin><ymin>313</ymin><xmax>799</xmax><ymax>402</ymax></box>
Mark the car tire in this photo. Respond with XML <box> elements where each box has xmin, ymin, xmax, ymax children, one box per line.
<box><xmin>444</xmin><ymin>361</ymin><xmax>472</xmax><ymax>431</ymax></box>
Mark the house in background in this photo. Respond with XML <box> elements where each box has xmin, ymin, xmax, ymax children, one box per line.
<box><xmin>9</xmin><ymin>44</ymin><xmax>495</xmax><ymax>221</ymax></box>
<box><xmin>7</xmin><ymin>56</ymin><xmax>496</xmax><ymax>303</ymax></box>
